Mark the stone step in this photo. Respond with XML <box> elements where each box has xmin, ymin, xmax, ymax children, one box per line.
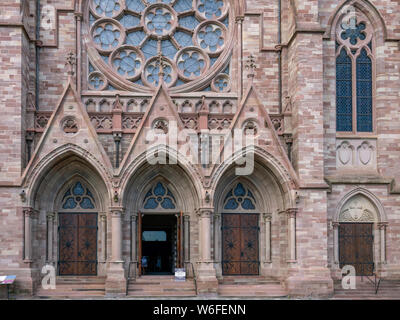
<box><xmin>36</xmin><ymin>277</ymin><xmax>106</xmax><ymax>298</ymax></box>
<box><xmin>332</xmin><ymin>280</ymin><xmax>400</xmax><ymax>299</ymax></box>
<box><xmin>217</xmin><ymin>282</ymin><xmax>288</xmax><ymax>297</ymax></box>
<box><xmin>127</xmin><ymin>277</ymin><xmax>196</xmax><ymax>297</ymax></box>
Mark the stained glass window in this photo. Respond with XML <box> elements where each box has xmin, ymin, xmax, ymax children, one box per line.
<box><xmin>89</xmin><ymin>0</ymin><xmax>230</xmax><ymax>89</ymax></box>
<box><xmin>336</xmin><ymin>15</ymin><xmax>373</xmax><ymax>133</ymax></box>
<box><xmin>336</xmin><ymin>48</ymin><xmax>353</xmax><ymax>132</ymax></box>
<box><xmin>62</xmin><ymin>181</ymin><xmax>96</xmax><ymax>210</ymax></box>
<box><xmin>356</xmin><ymin>48</ymin><xmax>373</xmax><ymax>132</ymax></box>
<box><xmin>223</xmin><ymin>183</ymin><xmax>256</xmax><ymax>211</ymax></box>
<box><xmin>143</xmin><ymin>182</ymin><xmax>177</xmax><ymax>210</ymax></box>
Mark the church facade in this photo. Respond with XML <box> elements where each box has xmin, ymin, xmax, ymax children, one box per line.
<box><xmin>0</xmin><ymin>0</ymin><xmax>399</xmax><ymax>298</ymax></box>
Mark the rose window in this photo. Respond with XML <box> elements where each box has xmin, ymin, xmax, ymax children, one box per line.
<box><xmin>87</xmin><ymin>0</ymin><xmax>232</xmax><ymax>90</ymax></box>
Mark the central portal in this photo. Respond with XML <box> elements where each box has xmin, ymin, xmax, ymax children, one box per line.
<box><xmin>142</xmin><ymin>215</ymin><xmax>177</xmax><ymax>275</ymax></box>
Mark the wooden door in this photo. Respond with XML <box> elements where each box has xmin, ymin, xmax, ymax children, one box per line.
<box><xmin>339</xmin><ymin>223</ymin><xmax>374</xmax><ymax>276</ymax></box>
<box><xmin>59</xmin><ymin>213</ymin><xmax>98</xmax><ymax>276</ymax></box>
<box><xmin>222</xmin><ymin>213</ymin><xmax>259</xmax><ymax>275</ymax></box>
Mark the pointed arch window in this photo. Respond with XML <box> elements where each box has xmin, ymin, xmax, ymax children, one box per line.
<box><xmin>223</xmin><ymin>183</ymin><xmax>256</xmax><ymax>211</ymax></box>
<box><xmin>62</xmin><ymin>181</ymin><xmax>96</xmax><ymax>210</ymax></box>
<box><xmin>143</xmin><ymin>182</ymin><xmax>177</xmax><ymax>210</ymax></box>
<box><xmin>336</xmin><ymin>16</ymin><xmax>374</xmax><ymax>133</ymax></box>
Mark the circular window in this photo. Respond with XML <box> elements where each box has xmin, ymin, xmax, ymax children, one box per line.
<box><xmin>87</xmin><ymin>0</ymin><xmax>232</xmax><ymax>91</ymax></box>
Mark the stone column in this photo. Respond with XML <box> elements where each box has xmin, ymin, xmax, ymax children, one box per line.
<box><xmin>23</xmin><ymin>207</ymin><xmax>34</xmax><ymax>263</ymax></box>
<box><xmin>264</xmin><ymin>213</ymin><xmax>272</xmax><ymax>263</ymax></box>
<box><xmin>378</xmin><ymin>222</ymin><xmax>387</xmax><ymax>264</ymax></box>
<box><xmin>287</xmin><ymin>208</ymin><xmax>297</xmax><ymax>262</ymax></box>
<box><xmin>46</xmin><ymin>212</ymin><xmax>55</xmax><ymax>264</ymax></box>
<box><xmin>333</xmin><ymin>222</ymin><xmax>340</xmax><ymax>264</ymax></box>
<box><xmin>184</xmin><ymin>214</ymin><xmax>190</xmax><ymax>264</ymax></box>
<box><xmin>196</xmin><ymin>208</ymin><xmax>218</xmax><ymax>295</ymax></box>
<box><xmin>105</xmin><ymin>207</ymin><xmax>126</xmax><ymax>297</ymax></box>
<box><xmin>100</xmin><ymin>214</ymin><xmax>107</xmax><ymax>262</ymax></box>
<box><xmin>213</xmin><ymin>213</ymin><xmax>222</xmax><ymax>278</ymax></box>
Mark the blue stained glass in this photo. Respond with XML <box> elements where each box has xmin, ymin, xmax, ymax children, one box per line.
<box><xmin>107</xmin><ymin>84</ymin><xmax>116</xmax><ymax>90</ymax></box>
<box><xmin>113</xmin><ymin>51</ymin><xmax>141</xmax><ymax>77</ymax></box>
<box><xmin>87</xmin><ymin>189</ymin><xmax>94</xmax><ymax>199</ymax></box>
<box><xmin>174</xmin><ymin>31</ymin><xmax>193</xmax><ymax>47</ymax></box>
<box><xmin>93</xmin><ymin>0</ymin><xmax>120</xmax><ymax>17</ymax></box>
<box><xmin>146</xmin><ymin>8</ymin><xmax>172</xmax><ymax>35</ymax></box>
<box><xmin>161</xmin><ymin>198</ymin><xmax>176</xmax><ymax>209</ymax></box>
<box><xmin>89</xmin><ymin>13</ymin><xmax>96</xmax><ymax>26</ymax></box>
<box><xmin>198</xmin><ymin>25</ymin><xmax>224</xmax><ymax>52</ymax></box>
<box><xmin>225</xmin><ymin>198</ymin><xmax>239</xmax><ymax>210</ymax></box>
<box><xmin>178</xmin><ymin>51</ymin><xmax>204</xmax><ymax>77</ymax></box>
<box><xmin>336</xmin><ymin>48</ymin><xmax>353</xmax><ymax>132</ymax></box>
<box><xmin>100</xmin><ymin>54</ymin><xmax>109</xmax><ymax>63</ymax></box>
<box><xmin>141</xmin><ymin>38</ymin><xmax>158</xmax><ymax>59</ymax></box>
<box><xmin>179</xmin><ymin>15</ymin><xmax>199</xmax><ymax>30</ymax></box>
<box><xmin>202</xmin><ymin>85</ymin><xmax>211</xmax><ymax>91</ymax></box>
<box><xmin>224</xmin><ymin>190</ymin><xmax>233</xmax><ymax>203</ymax></box>
<box><xmin>242</xmin><ymin>199</ymin><xmax>255</xmax><ymax>210</ymax></box>
<box><xmin>126</xmin><ymin>0</ymin><xmax>145</xmax><ymax>12</ymax></box>
<box><xmin>88</xmin><ymin>63</ymin><xmax>95</xmax><ymax>73</ymax></box>
<box><xmin>126</xmin><ymin>31</ymin><xmax>146</xmax><ymax>46</ymax></box>
<box><xmin>176</xmin><ymin>79</ymin><xmax>186</xmax><ymax>86</ymax></box>
<box><xmin>147</xmin><ymin>0</ymin><xmax>173</xmax><ymax>3</ymax></box>
<box><xmin>223</xmin><ymin>65</ymin><xmax>229</xmax><ymax>74</ymax></box>
<box><xmin>247</xmin><ymin>190</ymin><xmax>255</xmax><ymax>201</ymax></box>
<box><xmin>222</xmin><ymin>16</ymin><xmax>229</xmax><ymax>27</ymax></box>
<box><xmin>198</xmin><ymin>0</ymin><xmax>224</xmax><ymax>19</ymax></box>
<box><xmin>81</xmin><ymin>197</ymin><xmax>95</xmax><ymax>209</ymax></box>
<box><xmin>63</xmin><ymin>198</ymin><xmax>77</xmax><ymax>209</ymax></box>
<box><xmin>73</xmin><ymin>182</ymin><xmax>85</xmax><ymax>196</ymax></box>
<box><xmin>63</xmin><ymin>189</ymin><xmax>71</xmax><ymax>201</ymax></box>
<box><xmin>210</xmin><ymin>57</ymin><xmax>218</xmax><ymax>66</ymax></box>
<box><xmin>144</xmin><ymin>197</ymin><xmax>158</xmax><ymax>209</ymax></box>
<box><xmin>356</xmin><ymin>49</ymin><xmax>372</xmax><ymax>132</ymax></box>
<box><xmin>161</xmin><ymin>40</ymin><xmax>178</xmax><ymax>59</ymax></box>
<box><xmin>174</xmin><ymin>0</ymin><xmax>193</xmax><ymax>12</ymax></box>
<box><xmin>341</xmin><ymin>18</ymin><xmax>366</xmax><ymax>45</ymax></box>
<box><xmin>147</xmin><ymin>64</ymin><xmax>172</xmax><ymax>85</ymax></box>
<box><xmin>89</xmin><ymin>74</ymin><xmax>104</xmax><ymax>89</ymax></box>
<box><xmin>154</xmin><ymin>182</ymin><xmax>166</xmax><ymax>196</ymax></box>
<box><xmin>119</xmin><ymin>14</ymin><xmax>140</xmax><ymax>28</ymax></box>
<box><xmin>234</xmin><ymin>183</ymin><xmax>246</xmax><ymax>197</ymax></box>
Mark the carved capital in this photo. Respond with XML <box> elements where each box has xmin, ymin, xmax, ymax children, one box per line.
<box><xmin>332</xmin><ymin>222</ymin><xmax>340</xmax><ymax>229</ymax></box>
<box><xmin>235</xmin><ymin>16</ymin><xmax>244</xmax><ymax>24</ymax></box>
<box><xmin>46</xmin><ymin>212</ymin><xmax>55</xmax><ymax>221</ymax></box>
<box><xmin>286</xmin><ymin>208</ymin><xmax>298</xmax><ymax>219</ymax></box>
<box><xmin>109</xmin><ymin>206</ymin><xmax>125</xmax><ymax>217</ymax></box>
<box><xmin>197</xmin><ymin>208</ymin><xmax>213</xmax><ymax>218</ymax></box>
<box><xmin>263</xmin><ymin>213</ymin><xmax>272</xmax><ymax>222</ymax></box>
<box><xmin>184</xmin><ymin>214</ymin><xmax>190</xmax><ymax>222</ymax></box>
<box><xmin>378</xmin><ymin>222</ymin><xmax>388</xmax><ymax>230</ymax></box>
<box><xmin>23</xmin><ymin>207</ymin><xmax>34</xmax><ymax>218</ymax></box>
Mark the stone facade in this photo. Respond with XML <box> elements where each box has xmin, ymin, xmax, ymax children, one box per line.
<box><xmin>0</xmin><ymin>0</ymin><xmax>399</xmax><ymax>298</ymax></box>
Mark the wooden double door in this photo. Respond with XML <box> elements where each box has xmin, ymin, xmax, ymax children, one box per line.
<box><xmin>339</xmin><ymin>223</ymin><xmax>374</xmax><ymax>276</ymax></box>
<box><xmin>222</xmin><ymin>213</ymin><xmax>259</xmax><ymax>275</ymax></box>
<box><xmin>58</xmin><ymin>213</ymin><xmax>98</xmax><ymax>276</ymax></box>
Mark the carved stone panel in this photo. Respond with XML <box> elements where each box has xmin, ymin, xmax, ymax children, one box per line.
<box><xmin>336</xmin><ymin>138</ymin><xmax>377</xmax><ymax>171</ymax></box>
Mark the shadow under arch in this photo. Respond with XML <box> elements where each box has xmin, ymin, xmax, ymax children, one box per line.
<box><xmin>211</xmin><ymin>146</ymin><xmax>297</xmax><ymax>211</ymax></box>
<box><xmin>334</xmin><ymin>187</ymin><xmax>387</xmax><ymax>223</ymax></box>
<box><xmin>24</xmin><ymin>144</ymin><xmax>113</xmax><ymax>209</ymax></box>
<box><xmin>120</xmin><ymin>146</ymin><xmax>203</xmax><ymax>212</ymax></box>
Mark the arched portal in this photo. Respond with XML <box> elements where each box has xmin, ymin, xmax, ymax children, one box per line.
<box><xmin>138</xmin><ymin>180</ymin><xmax>183</xmax><ymax>275</ymax></box>
<box><xmin>221</xmin><ymin>182</ymin><xmax>259</xmax><ymax>275</ymax></box>
<box><xmin>335</xmin><ymin>190</ymin><xmax>387</xmax><ymax>276</ymax></box>
<box><xmin>58</xmin><ymin>180</ymin><xmax>98</xmax><ymax>276</ymax></box>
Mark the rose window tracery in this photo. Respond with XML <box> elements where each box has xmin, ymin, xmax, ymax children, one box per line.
<box><xmin>87</xmin><ymin>0</ymin><xmax>232</xmax><ymax>90</ymax></box>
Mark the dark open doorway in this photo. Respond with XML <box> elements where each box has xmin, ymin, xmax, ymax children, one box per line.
<box><xmin>141</xmin><ymin>215</ymin><xmax>176</xmax><ymax>275</ymax></box>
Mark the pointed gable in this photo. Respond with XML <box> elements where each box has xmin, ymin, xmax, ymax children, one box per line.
<box><xmin>22</xmin><ymin>78</ymin><xmax>114</xmax><ymax>187</ymax></box>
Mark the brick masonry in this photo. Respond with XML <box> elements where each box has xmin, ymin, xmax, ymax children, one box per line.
<box><xmin>0</xmin><ymin>0</ymin><xmax>399</xmax><ymax>298</ymax></box>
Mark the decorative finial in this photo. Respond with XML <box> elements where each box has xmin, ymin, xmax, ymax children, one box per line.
<box><xmin>245</xmin><ymin>54</ymin><xmax>257</xmax><ymax>79</ymax></box>
<box><xmin>66</xmin><ymin>51</ymin><xmax>76</xmax><ymax>76</ymax></box>
<box><xmin>156</xmin><ymin>52</ymin><xmax>167</xmax><ymax>84</ymax></box>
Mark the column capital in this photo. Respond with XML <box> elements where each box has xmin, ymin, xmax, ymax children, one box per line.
<box><xmin>23</xmin><ymin>207</ymin><xmax>35</xmax><ymax>217</ymax></box>
<box><xmin>332</xmin><ymin>222</ymin><xmax>340</xmax><ymax>229</ymax></box>
<box><xmin>263</xmin><ymin>213</ymin><xmax>272</xmax><ymax>221</ymax></box>
<box><xmin>46</xmin><ymin>212</ymin><xmax>55</xmax><ymax>220</ymax></box>
<box><xmin>184</xmin><ymin>214</ymin><xmax>191</xmax><ymax>221</ymax></box>
<box><xmin>197</xmin><ymin>208</ymin><xmax>213</xmax><ymax>218</ymax></box>
<box><xmin>286</xmin><ymin>208</ymin><xmax>298</xmax><ymax>218</ymax></box>
<box><xmin>378</xmin><ymin>222</ymin><xmax>388</xmax><ymax>229</ymax></box>
<box><xmin>109</xmin><ymin>206</ymin><xmax>125</xmax><ymax>216</ymax></box>
<box><xmin>235</xmin><ymin>16</ymin><xmax>244</xmax><ymax>24</ymax></box>
<box><xmin>130</xmin><ymin>214</ymin><xmax>137</xmax><ymax>222</ymax></box>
